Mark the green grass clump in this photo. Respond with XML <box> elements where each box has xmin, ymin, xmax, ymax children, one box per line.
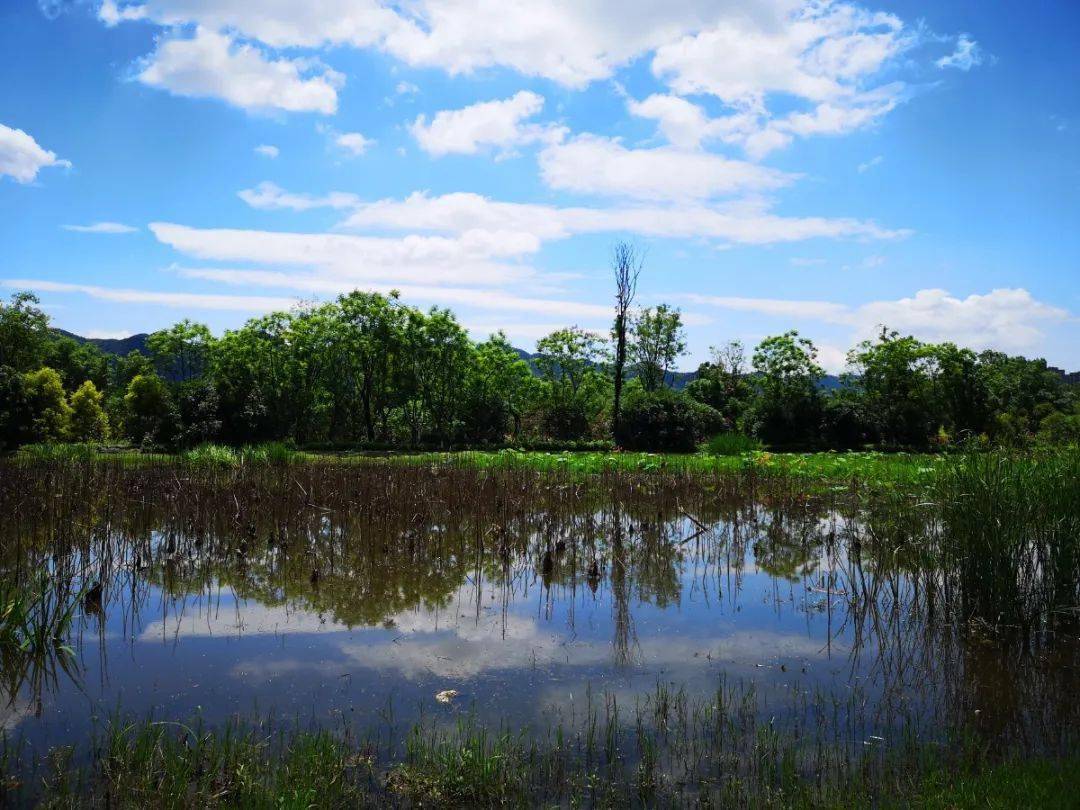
<box><xmin>704</xmin><ymin>432</ymin><xmax>763</xmax><ymax>455</ymax></box>
<box><xmin>241</xmin><ymin>442</ymin><xmax>299</xmax><ymax>465</ymax></box>
<box><xmin>16</xmin><ymin>443</ymin><xmax>98</xmax><ymax>463</ymax></box>
<box><xmin>180</xmin><ymin>443</ymin><xmax>241</xmax><ymax>468</ymax></box>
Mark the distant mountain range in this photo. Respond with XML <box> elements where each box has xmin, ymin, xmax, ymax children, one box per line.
<box><xmin>56</xmin><ymin>329</ymin><xmax>150</xmax><ymax>356</ymax></box>
<box><xmin>59</xmin><ymin>331</ymin><xmax>1076</xmax><ymax>390</ymax></box>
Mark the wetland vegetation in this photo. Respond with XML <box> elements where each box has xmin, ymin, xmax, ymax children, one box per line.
<box><xmin>0</xmin><ymin>452</ymin><xmax>1076</xmax><ymax>806</ymax></box>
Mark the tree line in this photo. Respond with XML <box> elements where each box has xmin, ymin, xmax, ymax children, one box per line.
<box><xmin>1</xmin><ymin>246</ymin><xmax>1077</xmax><ymax>453</ymax></box>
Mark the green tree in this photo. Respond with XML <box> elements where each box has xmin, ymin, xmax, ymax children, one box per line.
<box><xmin>0</xmin><ymin>366</ymin><xmax>32</xmax><ymax>451</ymax></box>
<box><xmin>463</xmin><ymin>332</ymin><xmax>538</xmax><ymax>441</ymax></box>
<box><xmin>147</xmin><ymin>320</ymin><xmax>214</xmax><ymax>382</ymax></box>
<box><xmin>747</xmin><ymin>331</ymin><xmax>824</xmax><ymax>447</ymax></box>
<box><xmin>123</xmin><ymin>373</ymin><xmax>173</xmax><ymax>446</ymax></box>
<box><xmin>23</xmin><ymin>367</ymin><xmax>72</xmax><ymax>442</ymax></box>
<box><xmin>846</xmin><ymin>330</ymin><xmax>937</xmax><ymax>447</ymax></box>
<box><xmin>685</xmin><ymin>341</ymin><xmax>752</xmax><ymax>429</ymax></box>
<box><xmin>632</xmin><ymin>304</ymin><xmax>686</xmax><ymax>391</ymax></box>
<box><xmin>68</xmin><ymin>380</ymin><xmax>110</xmax><ymax>442</ymax></box>
<box><xmin>0</xmin><ymin>292</ymin><xmax>50</xmax><ymax>372</ymax></box>
<box><xmin>535</xmin><ymin>327</ymin><xmax>608</xmax><ymax>440</ymax></box>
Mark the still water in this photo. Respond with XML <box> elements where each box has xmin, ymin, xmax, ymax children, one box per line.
<box><xmin>0</xmin><ymin>463</ymin><xmax>1075</xmax><ymax>762</ymax></box>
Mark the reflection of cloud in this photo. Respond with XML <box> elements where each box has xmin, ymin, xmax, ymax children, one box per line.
<box><xmin>139</xmin><ymin>600</ymin><xmax>349</xmax><ymax>641</ymax></box>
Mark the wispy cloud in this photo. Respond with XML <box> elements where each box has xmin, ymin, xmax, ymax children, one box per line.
<box><xmin>62</xmin><ymin>222</ymin><xmax>138</xmax><ymax>234</ymax></box>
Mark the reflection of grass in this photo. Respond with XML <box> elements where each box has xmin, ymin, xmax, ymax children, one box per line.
<box><xmin>0</xmin><ymin>577</ymin><xmax>81</xmax><ymax>711</ymax></box>
<box><xmin>3</xmin><ymin>714</ymin><xmax>1077</xmax><ymax>807</ymax></box>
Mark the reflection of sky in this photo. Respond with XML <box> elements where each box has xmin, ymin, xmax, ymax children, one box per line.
<box><xmin>5</xmin><ymin>532</ymin><xmax>914</xmax><ymax>755</ymax></box>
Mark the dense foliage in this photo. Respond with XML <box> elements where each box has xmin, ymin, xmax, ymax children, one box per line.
<box><xmin>0</xmin><ymin>288</ymin><xmax>1076</xmax><ymax>453</ymax></box>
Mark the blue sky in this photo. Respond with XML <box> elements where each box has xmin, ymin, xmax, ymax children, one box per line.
<box><xmin>1</xmin><ymin>0</ymin><xmax>1078</xmax><ymax>371</ymax></box>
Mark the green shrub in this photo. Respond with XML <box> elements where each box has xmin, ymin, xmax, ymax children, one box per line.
<box><xmin>615</xmin><ymin>390</ymin><xmax>698</xmax><ymax>452</ymax></box>
<box><xmin>705</xmin><ymin>432</ymin><xmax>762</xmax><ymax>456</ymax></box>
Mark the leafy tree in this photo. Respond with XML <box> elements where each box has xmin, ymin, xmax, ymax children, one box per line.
<box><xmin>175</xmin><ymin>379</ymin><xmax>222</xmax><ymax>448</ymax></box>
<box><xmin>0</xmin><ymin>366</ymin><xmax>32</xmax><ymax>451</ymax></box>
<box><xmin>747</xmin><ymin>331</ymin><xmax>824</xmax><ymax>447</ymax></box>
<box><xmin>147</xmin><ymin>320</ymin><xmax>214</xmax><ymax>382</ymax></box>
<box><xmin>68</xmin><ymin>380</ymin><xmax>110</xmax><ymax>442</ymax></box>
<box><xmin>845</xmin><ymin>330</ymin><xmax>937</xmax><ymax>447</ymax></box>
<box><xmin>685</xmin><ymin>341</ymin><xmax>752</xmax><ymax>429</ymax></box>
<box><xmin>535</xmin><ymin>327</ymin><xmax>606</xmax><ymax>397</ymax></box>
<box><xmin>44</xmin><ymin>336</ymin><xmax>109</xmax><ymax>391</ymax></box>
<box><xmin>632</xmin><ymin>304</ymin><xmax>685</xmax><ymax>391</ymax></box>
<box><xmin>464</xmin><ymin>332</ymin><xmax>538</xmax><ymax>441</ymax></box>
<box><xmin>23</xmin><ymin>367</ymin><xmax>72</xmax><ymax>442</ymax></box>
<box><xmin>123</xmin><ymin>373</ymin><xmax>174</xmax><ymax>446</ymax></box>
<box><xmin>0</xmin><ymin>292</ymin><xmax>50</xmax><ymax>372</ymax></box>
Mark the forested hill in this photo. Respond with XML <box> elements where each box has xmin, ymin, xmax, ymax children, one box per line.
<box><xmin>55</xmin><ymin>329</ymin><xmax>149</xmax><ymax>357</ymax></box>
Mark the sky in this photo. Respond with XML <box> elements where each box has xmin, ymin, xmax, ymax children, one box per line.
<box><xmin>1</xmin><ymin>0</ymin><xmax>1078</xmax><ymax>372</ymax></box>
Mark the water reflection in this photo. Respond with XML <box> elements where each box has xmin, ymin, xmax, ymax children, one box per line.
<box><xmin>0</xmin><ymin>465</ymin><xmax>1075</xmax><ymax>761</ymax></box>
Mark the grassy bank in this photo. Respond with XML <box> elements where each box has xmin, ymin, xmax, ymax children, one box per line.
<box><xmin>2</xmin><ymin>715</ymin><xmax>1076</xmax><ymax>808</ymax></box>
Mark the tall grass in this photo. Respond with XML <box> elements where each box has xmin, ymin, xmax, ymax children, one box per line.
<box><xmin>928</xmin><ymin>450</ymin><xmax>1080</xmax><ymax>631</ymax></box>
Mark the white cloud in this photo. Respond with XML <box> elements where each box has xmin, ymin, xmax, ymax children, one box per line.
<box><xmin>685</xmin><ymin>288</ymin><xmax>1068</xmax><ymax>353</ymax></box>
<box><xmin>538</xmin><ymin>134</ymin><xmax>792</xmax><ymax>200</ymax></box>
<box><xmin>328</xmin><ymin>189</ymin><xmax>908</xmax><ymax>244</ymax></box>
<box><xmin>0</xmin><ymin>123</ymin><xmax>71</xmax><ymax>183</ymax></box>
<box><xmin>335</xmin><ymin>131</ymin><xmax>374</xmax><ymax>156</ymax></box>
<box><xmin>789</xmin><ymin>257</ymin><xmax>826</xmax><ymax>267</ymax></box>
<box><xmin>136</xmin><ymin>28</ymin><xmax>343</xmax><ymax>114</ymax></box>
<box><xmin>238</xmin><ymin>181</ymin><xmax>360</xmax><ymax>211</ymax></box>
<box><xmin>936</xmin><ymin>35</ymin><xmax>984</xmax><ymax>71</ymax></box>
<box><xmin>149</xmin><ymin>221</ymin><xmax>541</xmax><ymax>287</ymax></box>
<box><xmin>3</xmin><ymin>279</ymin><xmax>298</xmax><ymax>312</ymax></box>
<box><xmin>62</xmin><ymin>222</ymin><xmax>139</xmax><ymax>234</ymax></box>
<box><xmin>652</xmin><ymin>3</ymin><xmax>912</xmax><ymax>106</ymax></box>
<box><xmin>254</xmin><ymin>144</ymin><xmax>279</xmax><ymax>158</ymax></box>
<box><xmin>395</xmin><ymin>81</ymin><xmax>419</xmax><ymax>95</ymax></box>
<box><xmin>410</xmin><ymin>91</ymin><xmax>564</xmax><ymax>157</ymax></box>
<box><xmin>857</xmin><ymin>154</ymin><xmax>883</xmax><ymax>173</ymax></box>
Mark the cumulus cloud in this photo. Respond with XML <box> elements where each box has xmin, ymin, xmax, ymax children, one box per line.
<box><xmin>936</xmin><ymin>35</ymin><xmax>984</xmax><ymax>71</ymax></box>
<box><xmin>410</xmin><ymin>91</ymin><xmax>564</xmax><ymax>157</ymax></box>
<box><xmin>136</xmin><ymin>28</ymin><xmax>343</xmax><ymax>114</ymax></box>
<box><xmin>538</xmin><ymin>134</ymin><xmax>792</xmax><ymax>200</ymax></box>
<box><xmin>62</xmin><ymin>222</ymin><xmax>138</xmax><ymax>234</ymax></box>
<box><xmin>335</xmin><ymin>131</ymin><xmax>374</xmax><ymax>156</ymax></box>
<box><xmin>0</xmin><ymin>123</ymin><xmax>70</xmax><ymax>183</ymax></box>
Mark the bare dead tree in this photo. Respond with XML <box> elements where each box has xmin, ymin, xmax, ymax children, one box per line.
<box><xmin>611</xmin><ymin>241</ymin><xmax>643</xmax><ymax>438</ymax></box>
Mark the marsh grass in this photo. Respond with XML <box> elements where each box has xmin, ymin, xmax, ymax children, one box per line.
<box><xmin>2</xmin><ymin>708</ymin><xmax>1076</xmax><ymax>808</ymax></box>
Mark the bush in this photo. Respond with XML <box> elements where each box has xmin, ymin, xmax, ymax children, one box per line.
<box><xmin>704</xmin><ymin>432</ymin><xmax>762</xmax><ymax>456</ymax></box>
<box><xmin>541</xmin><ymin>399</ymin><xmax>591</xmax><ymax>441</ymax></box>
<box><xmin>614</xmin><ymin>390</ymin><xmax>698</xmax><ymax>452</ymax></box>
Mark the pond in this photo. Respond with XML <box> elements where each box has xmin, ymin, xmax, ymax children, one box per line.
<box><xmin>0</xmin><ymin>461</ymin><xmax>1076</xmax><ymax>799</ymax></box>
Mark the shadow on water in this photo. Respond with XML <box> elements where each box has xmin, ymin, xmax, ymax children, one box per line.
<box><xmin>0</xmin><ymin>457</ymin><xmax>1076</xmax><ymax>800</ymax></box>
